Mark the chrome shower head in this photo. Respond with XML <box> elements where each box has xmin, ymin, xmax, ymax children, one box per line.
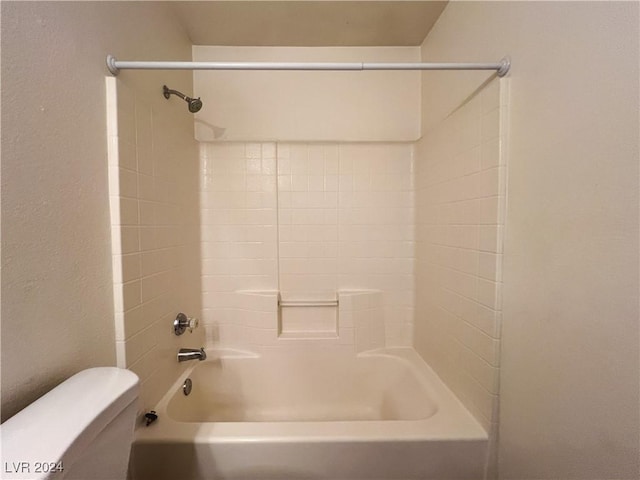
<box><xmin>187</xmin><ymin>97</ymin><xmax>203</xmax><ymax>113</ymax></box>
<box><xmin>163</xmin><ymin>85</ymin><xmax>202</xmax><ymax>113</ymax></box>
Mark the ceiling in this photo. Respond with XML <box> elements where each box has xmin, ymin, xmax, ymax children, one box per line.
<box><xmin>171</xmin><ymin>1</ymin><xmax>448</xmax><ymax>47</ymax></box>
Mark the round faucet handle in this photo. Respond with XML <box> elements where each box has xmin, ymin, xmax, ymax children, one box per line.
<box><xmin>173</xmin><ymin>313</ymin><xmax>199</xmax><ymax>336</ymax></box>
<box><xmin>188</xmin><ymin>317</ymin><xmax>199</xmax><ymax>332</ymax></box>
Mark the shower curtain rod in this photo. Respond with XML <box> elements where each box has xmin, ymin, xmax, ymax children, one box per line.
<box><xmin>105</xmin><ymin>55</ymin><xmax>510</xmax><ymax>77</ymax></box>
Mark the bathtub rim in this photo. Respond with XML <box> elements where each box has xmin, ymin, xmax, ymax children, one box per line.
<box><xmin>134</xmin><ymin>347</ymin><xmax>487</xmax><ymax>444</ymax></box>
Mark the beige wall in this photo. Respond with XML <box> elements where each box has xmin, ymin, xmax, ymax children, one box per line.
<box><xmin>420</xmin><ymin>2</ymin><xmax>639</xmax><ymax>479</ymax></box>
<box><xmin>1</xmin><ymin>2</ymin><xmax>194</xmax><ymax>421</ymax></box>
<box><xmin>192</xmin><ymin>46</ymin><xmax>421</xmax><ymax>142</ymax></box>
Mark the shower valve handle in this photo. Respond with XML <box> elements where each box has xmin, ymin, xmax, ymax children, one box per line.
<box><xmin>174</xmin><ymin>313</ymin><xmax>199</xmax><ymax>336</ymax></box>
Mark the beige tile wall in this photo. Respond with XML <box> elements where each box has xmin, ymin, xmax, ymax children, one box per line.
<box><xmin>335</xmin><ymin>143</ymin><xmax>415</xmax><ymax>345</ymax></box>
<box><xmin>200</xmin><ymin>142</ymin><xmax>414</xmax><ymax>351</ymax></box>
<box><xmin>200</xmin><ymin>142</ymin><xmax>279</xmax><ymax>349</ymax></box>
<box><xmin>414</xmin><ymin>78</ymin><xmax>507</xmax><ymax>432</ymax></box>
<box><xmin>106</xmin><ymin>78</ymin><xmax>202</xmax><ymax>412</ymax></box>
<box><xmin>278</xmin><ymin>144</ymin><xmax>340</xmax><ymax>298</ymax></box>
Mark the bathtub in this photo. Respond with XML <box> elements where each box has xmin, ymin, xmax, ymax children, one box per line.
<box><xmin>130</xmin><ymin>348</ymin><xmax>488</xmax><ymax>480</ymax></box>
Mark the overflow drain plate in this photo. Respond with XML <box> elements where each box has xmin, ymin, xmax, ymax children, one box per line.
<box><xmin>183</xmin><ymin>378</ymin><xmax>192</xmax><ymax>396</ymax></box>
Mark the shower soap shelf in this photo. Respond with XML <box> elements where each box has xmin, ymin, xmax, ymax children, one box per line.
<box><xmin>278</xmin><ymin>299</ymin><xmax>338</xmax><ymax>308</ymax></box>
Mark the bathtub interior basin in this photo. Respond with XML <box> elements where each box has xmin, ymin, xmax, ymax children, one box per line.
<box><xmin>131</xmin><ymin>347</ymin><xmax>488</xmax><ymax>480</ymax></box>
<box><xmin>167</xmin><ymin>350</ymin><xmax>437</xmax><ymax>423</ymax></box>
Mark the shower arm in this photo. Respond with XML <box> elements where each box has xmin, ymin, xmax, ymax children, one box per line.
<box><xmin>163</xmin><ymin>86</ymin><xmax>188</xmax><ymax>101</ymax></box>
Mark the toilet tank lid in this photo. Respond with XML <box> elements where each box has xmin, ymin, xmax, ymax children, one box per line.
<box><xmin>1</xmin><ymin>367</ymin><xmax>139</xmax><ymax>471</ymax></box>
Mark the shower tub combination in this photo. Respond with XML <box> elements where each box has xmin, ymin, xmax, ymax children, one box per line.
<box><xmin>130</xmin><ymin>348</ymin><xmax>487</xmax><ymax>480</ymax></box>
<box><xmin>108</xmin><ymin>50</ymin><xmax>509</xmax><ymax>480</ymax></box>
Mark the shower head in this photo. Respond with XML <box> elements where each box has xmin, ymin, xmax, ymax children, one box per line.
<box><xmin>187</xmin><ymin>97</ymin><xmax>203</xmax><ymax>113</ymax></box>
<box><xmin>163</xmin><ymin>85</ymin><xmax>202</xmax><ymax>113</ymax></box>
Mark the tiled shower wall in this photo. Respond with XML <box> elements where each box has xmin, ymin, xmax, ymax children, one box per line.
<box><xmin>200</xmin><ymin>142</ymin><xmax>414</xmax><ymax>351</ymax></box>
<box><xmin>414</xmin><ymin>78</ymin><xmax>508</xmax><ymax>433</ymax></box>
<box><xmin>106</xmin><ymin>78</ymin><xmax>202</xmax><ymax>412</ymax></box>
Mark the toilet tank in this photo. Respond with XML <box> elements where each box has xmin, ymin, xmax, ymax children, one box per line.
<box><xmin>1</xmin><ymin>367</ymin><xmax>139</xmax><ymax>480</ymax></box>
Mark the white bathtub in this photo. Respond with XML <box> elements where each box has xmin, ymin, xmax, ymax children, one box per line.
<box><xmin>130</xmin><ymin>348</ymin><xmax>488</xmax><ymax>480</ymax></box>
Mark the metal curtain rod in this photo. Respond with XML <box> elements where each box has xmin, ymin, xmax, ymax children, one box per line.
<box><xmin>105</xmin><ymin>55</ymin><xmax>510</xmax><ymax>77</ymax></box>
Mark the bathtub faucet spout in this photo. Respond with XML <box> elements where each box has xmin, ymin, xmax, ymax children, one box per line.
<box><xmin>177</xmin><ymin>347</ymin><xmax>207</xmax><ymax>362</ymax></box>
